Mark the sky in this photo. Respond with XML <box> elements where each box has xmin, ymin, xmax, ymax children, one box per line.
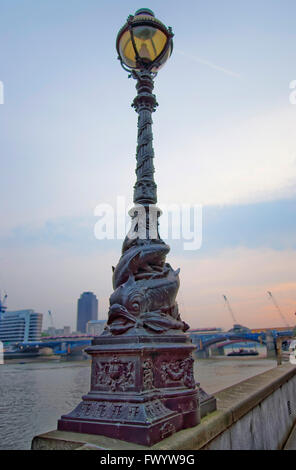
<box><xmin>0</xmin><ymin>0</ymin><xmax>296</xmax><ymax>331</ymax></box>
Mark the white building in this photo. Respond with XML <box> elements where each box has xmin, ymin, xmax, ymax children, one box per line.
<box><xmin>86</xmin><ymin>319</ymin><xmax>106</xmax><ymax>337</ymax></box>
<box><xmin>0</xmin><ymin>310</ymin><xmax>43</xmax><ymax>343</ymax></box>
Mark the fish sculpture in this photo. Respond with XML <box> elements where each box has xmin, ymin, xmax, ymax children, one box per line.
<box><xmin>105</xmin><ymin>237</ymin><xmax>189</xmax><ymax>335</ymax></box>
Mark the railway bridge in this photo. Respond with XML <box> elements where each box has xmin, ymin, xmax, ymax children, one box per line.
<box><xmin>189</xmin><ymin>325</ymin><xmax>294</xmax><ymax>358</ymax></box>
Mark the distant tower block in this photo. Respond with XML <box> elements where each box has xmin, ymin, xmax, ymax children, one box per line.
<box><xmin>76</xmin><ymin>292</ymin><xmax>98</xmax><ymax>333</ymax></box>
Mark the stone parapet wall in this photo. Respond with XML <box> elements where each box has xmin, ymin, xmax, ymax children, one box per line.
<box><xmin>32</xmin><ymin>363</ymin><xmax>296</xmax><ymax>450</ymax></box>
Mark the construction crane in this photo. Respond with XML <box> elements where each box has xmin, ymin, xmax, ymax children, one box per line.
<box><xmin>48</xmin><ymin>310</ymin><xmax>55</xmax><ymax>329</ymax></box>
<box><xmin>267</xmin><ymin>291</ymin><xmax>290</xmax><ymax>328</ymax></box>
<box><xmin>0</xmin><ymin>291</ymin><xmax>8</xmax><ymax>321</ymax></box>
<box><xmin>222</xmin><ymin>295</ymin><xmax>238</xmax><ymax>324</ymax></box>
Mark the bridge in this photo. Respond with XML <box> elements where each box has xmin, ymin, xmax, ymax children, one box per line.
<box><xmin>18</xmin><ymin>336</ymin><xmax>93</xmax><ymax>356</ymax></box>
<box><xmin>14</xmin><ymin>327</ymin><xmax>295</xmax><ymax>359</ymax></box>
<box><xmin>189</xmin><ymin>325</ymin><xmax>294</xmax><ymax>358</ymax></box>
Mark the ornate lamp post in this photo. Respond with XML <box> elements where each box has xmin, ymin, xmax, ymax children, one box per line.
<box><xmin>58</xmin><ymin>9</ymin><xmax>200</xmax><ymax>446</ymax></box>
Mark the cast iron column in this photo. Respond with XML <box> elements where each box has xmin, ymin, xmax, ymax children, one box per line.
<box><xmin>133</xmin><ymin>70</ymin><xmax>158</xmax><ymax>206</ymax></box>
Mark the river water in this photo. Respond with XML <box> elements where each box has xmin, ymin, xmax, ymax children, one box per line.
<box><xmin>0</xmin><ymin>355</ymin><xmax>277</xmax><ymax>450</ymax></box>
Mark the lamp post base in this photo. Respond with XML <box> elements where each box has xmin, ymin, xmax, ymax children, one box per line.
<box><xmin>58</xmin><ymin>333</ymin><xmax>200</xmax><ymax>446</ymax></box>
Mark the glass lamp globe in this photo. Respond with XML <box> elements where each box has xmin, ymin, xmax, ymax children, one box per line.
<box><xmin>116</xmin><ymin>8</ymin><xmax>173</xmax><ymax>72</ymax></box>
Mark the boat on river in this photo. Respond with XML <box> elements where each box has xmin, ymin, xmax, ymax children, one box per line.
<box><xmin>227</xmin><ymin>348</ymin><xmax>259</xmax><ymax>357</ymax></box>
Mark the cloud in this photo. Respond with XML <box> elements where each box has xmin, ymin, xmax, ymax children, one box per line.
<box><xmin>0</xmin><ymin>244</ymin><xmax>116</xmax><ymax>330</ymax></box>
<box><xmin>170</xmin><ymin>247</ymin><xmax>296</xmax><ymax>330</ymax></box>
<box><xmin>0</xmin><ymin>215</ymin><xmax>123</xmax><ymax>255</ymax></box>
<box><xmin>200</xmin><ymin>197</ymin><xmax>296</xmax><ymax>254</ymax></box>
<box><xmin>2</xmin><ymin>195</ymin><xmax>295</xmax><ymax>257</ymax></box>
<box><xmin>1</xmin><ymin>237</ymin><xmax>295</xmax><ymax>331</ymax></box>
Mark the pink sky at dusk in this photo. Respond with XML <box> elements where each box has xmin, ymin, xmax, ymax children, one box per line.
<box><xmin>1</xmin><ymin>244</ymin><xmax>295</xmax><ymax>332</ymax></box>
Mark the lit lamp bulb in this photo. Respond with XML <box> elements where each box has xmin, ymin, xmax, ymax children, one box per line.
<box><xmin>116</xmin><ymin>8</ymin><xmax>173</xmax><ymax>72</ymax></box>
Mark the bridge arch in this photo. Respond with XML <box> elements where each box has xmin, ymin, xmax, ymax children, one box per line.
<box><xmin>199</xmin><ymin>334</ymin><xmax>266</xmax><ymax>350</ymax></box>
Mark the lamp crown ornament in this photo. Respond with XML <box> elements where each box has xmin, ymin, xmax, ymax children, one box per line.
<box><xmin>134</xmin><ymin>8</ymin><xmax>155</xmax><ymax>16</ymax></box>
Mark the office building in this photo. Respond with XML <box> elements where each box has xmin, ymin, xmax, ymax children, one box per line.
<box><xmin>77</xmin><ymin>292</ymin><xmax>98</xmax><ymax>333</ymax></box>
<box><xmin>63</xmin><ymin>326</ymin><xmax>71</xmax><ymax>336</ymax></box>
<box><xmin>0</xmin><ymin>309</ymin><xmax>43</xmax><ymax>343</ymax></box>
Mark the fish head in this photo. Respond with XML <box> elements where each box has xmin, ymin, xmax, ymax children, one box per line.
<box><xmin>109</xmin><ymin>275</ymin><xmax>147</xmax><ymax>316</ymax></box>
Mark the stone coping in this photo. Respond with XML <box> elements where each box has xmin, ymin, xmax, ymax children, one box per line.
<box><xmin>31</xmin><ymin>363</ymin><xmax>296</xmax><ymax>451</ymax></box>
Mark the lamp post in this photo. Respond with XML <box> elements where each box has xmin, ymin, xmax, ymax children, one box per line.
<box><xmin>57</xmin><ymin>9</ymin><xmax>200</xmax><ymax>446</ymax></box>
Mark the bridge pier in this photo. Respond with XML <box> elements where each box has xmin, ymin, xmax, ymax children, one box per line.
<box><xmin>195</xmin><ymin>349</ymin><xmax>210</xmax><ymax>359</ymax></box>
<box><xmin>210</xmin><ymin>346</ymin><xmax>225</xmax><ymax>356</ymax></box>
<box><xmin>265</xmin><ymin>332</ymin><xmax>276</xmax><ymax>358</ymax></box>
<box><xmin>217</xmin><ymin>346</ymin><xmax>225</xmax><ymax>356</ymax></box>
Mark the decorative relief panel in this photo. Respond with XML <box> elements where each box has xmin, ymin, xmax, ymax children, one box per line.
<box><xmin>142</xmin><ymin>358</ymin><xmax>154</xmax><ymax>390</ymax></box>
<box><xmin>70</xmin><ymin>399</ymin><xmax>171</xmax><ymax>424</ymax></box>
<box><xmin>92</xmin><ymin>355</ymin><xmax>135</xmax><ymax>392</ymax></box>
<box><xmin>144</xmin><ymin>399</ymin><xmax>169</xmax><ymax>419</ymax></box>
<box><xmin>160</xmin><ymin>422</ymin><xmax>176</xmax><ymax>439</ymax></box>
<box><xmin>160</xmin><ymin>356</ymin><xmax>195</xmax><ymax>388</ymax></box>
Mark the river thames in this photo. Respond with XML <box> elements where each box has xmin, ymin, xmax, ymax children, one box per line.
<box><xmin>0</xmin><ymin>355</ymin><xmax>277</xmax><ymax>450</ymax></box>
